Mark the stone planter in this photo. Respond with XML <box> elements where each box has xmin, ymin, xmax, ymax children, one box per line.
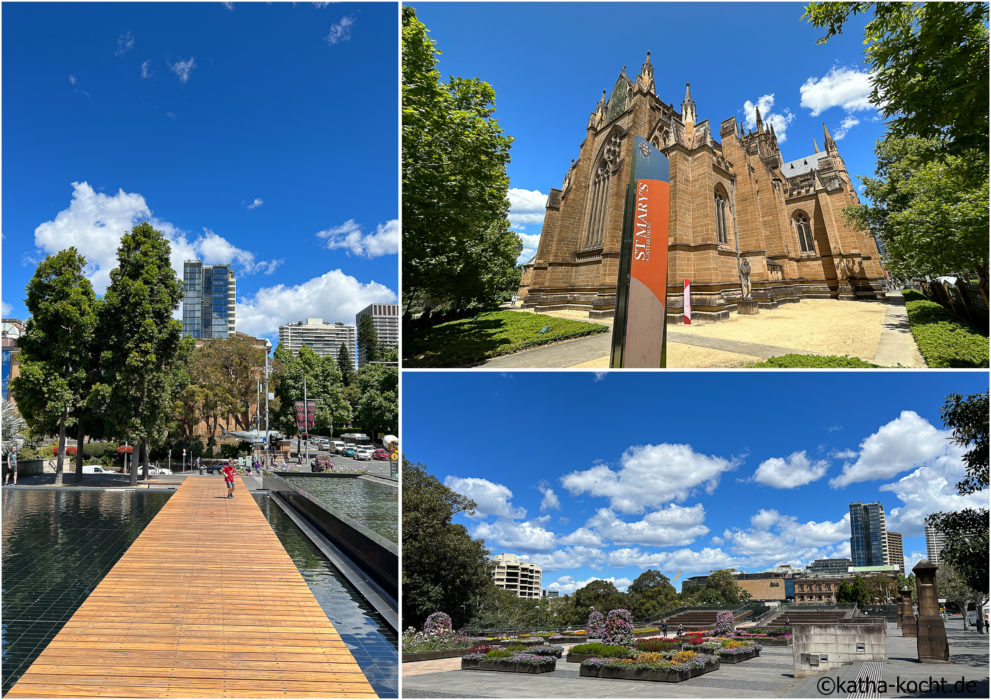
<box><xmin>498</xmin><ymin>639</ymin><xmax>543</xmax><ymax>648</ymax></box>
<box><xmin>718</xmin><ymin>647</ymin><xmax>760</xmax><ymax>663</ymax></box>
<box><xmin>579</xmin><ymin>659</ymin><xmax>719</xmax><ymax>682</ymax></box>
<box><xmin>461</xmin><ymin>658</ymin><xmax>556</xmax><ymax>674</ymax></box>
<box><xmin>403</xmin><ymin>649</ymin><xmax>474</xmax><ymax>662</ymax></box>
<box><xmin>751</xmin><ymin>637</ymin><xmax>791</xmax><ymax>646</ymax></box>
<box><xmin>567</xmin><ymin>652</ymin><xmax>623</xmax><ymax>664</ymax></box>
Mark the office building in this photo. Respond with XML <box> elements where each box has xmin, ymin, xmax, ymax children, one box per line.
<box><xmin>182</xmin><ymin>261</ymin><xmax>236</xmax><ymax>339</ymax></box>
<box><xmin>355</xmin><ymin>303</ymin><xmax>399</xmax><ymax>367</ymax></box>
<box><xmin>491</xmin><ymin>553</ymin><xmax>541</xmax><ymax>599</ymax></box>
<box><xmin>2</xmin><ymin>319</ymin><xmax>24</xmax><ymax>402</ymax></box>
<box><xmin>885</xmin><ymin>531</ymin><xmax>904</xmax><ymax>574</ymax></box>
<box><xmin>925</xmin><ymin>524</ymin><xmax>948</xmax><ymax>564</ymax></box>
<box><xmin>279</xmin><ymin>318</ymin><xmax>357</xmax><ymax>367</ymax></box>
<box><xmin>850</xmin><ymin>501</ymin><xmax>889</xmax><ymax>567</ymax></box>
<box><xmin>808</xmin><ymin>558</ymin><xmax>853</xmax><ymax>576</ymax></box>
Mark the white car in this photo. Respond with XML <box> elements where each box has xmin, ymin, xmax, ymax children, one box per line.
<box><xmin>82</xmin><ymin>464</ymin><xmax>116</xmax><ymax>475</ymax></box>
<box><xmin>331</xmin><ymin>440</ymin><xmax>346</xmax><ymax>453</ymax></box>
<box><xmin>355</xmin><ymin>448</ymin><xmax>374</xmax><ymax>461</ymax></box>
<box><xmin>156</xmin><ymin>466</ymin><xmax>173</xmax><ymax>475</ymax></box>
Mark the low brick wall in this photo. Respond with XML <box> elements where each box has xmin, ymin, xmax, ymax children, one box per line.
<box><xmin>792</xmin><ymin>619</ymin><xmax>886</xmax><ymax>677</ymax></box>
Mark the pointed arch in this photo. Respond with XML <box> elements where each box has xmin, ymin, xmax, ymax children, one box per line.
<box><xmin>582</xmin><ymin>125</ymin><xmax>627</xmax><ymax>249</ymax></box>
<box><xmin>714</xmin><ymin>183</ymin><xmax>730</xmax><ymax>245</ymax></box>
<box><xmin>792</xmin><ymin>210</ymin><xmax>815</xmax><ymax>253</ymax></box>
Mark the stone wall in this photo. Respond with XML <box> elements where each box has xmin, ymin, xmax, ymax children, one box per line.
<box><xmin>792</xmin><ymin>619</ymin><xmax>887</xmax><ymax>677</ymax></box>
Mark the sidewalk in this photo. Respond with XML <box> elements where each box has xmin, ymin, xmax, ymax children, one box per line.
<box><xmin>482</xmin><ymin>294</ymin><xmax>926</xmax><ymax>369</ymax></box>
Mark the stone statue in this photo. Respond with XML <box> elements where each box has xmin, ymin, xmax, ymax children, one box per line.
<box><xmin>739</xmin><ymin>258</ymin><xmax>752</xmax><ymax>300</ymax></box>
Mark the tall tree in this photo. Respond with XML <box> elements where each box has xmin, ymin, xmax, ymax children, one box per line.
<box><xmin>10</xmin><ymin>248</ymin><xmax>97</xmax><ymax>486</ymax></box>
<box><xmin>357</xmin><ymin>313</ymin><xmax>380</xmax><ymax>365</ymax></box>
<box><xmin>926</xmin><ymin>390</ymin><xmax>989</xmax><ymax>594</ymax></box>
<box><xmin>402</xmin><ymin>6</ymin><xmax>522</xmax><ymax>318</ymax></box>
<box><xmin>338</xmin><ymin>343</ymin><xmax>356</xmax><ymax>387</ymax></box>
<box><xmin>627</xmin><ymin>570</ymin><xmax>679</xmax><ymax>621</ymax></box>
<box><xmin>403</xmin><ymin>460</ymin><xmax>492</xmax><ymax>629</ymax></box>
<box><xmin>270</xmin><ymin>344</ymin><xmax>351</xmax><ymax>438</ymax></box>
<box><xmin>90</xmin><ymin>223</ymin><xmax>188</xmax><ymax>485</ymax></box>
<box><xmin>355</xmin><ymin>362</ymin><xmax>398</xmax><ymax>439</ymax></box>
<box><xmin>937</xmin><ymin>563</ymin><xmax>988</xmax><ymax>632</ymax></box>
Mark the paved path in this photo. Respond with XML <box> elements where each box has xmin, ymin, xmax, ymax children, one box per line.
<box><xmin>8</xmin><ymin>477</ymin><xmax>377</xmax><ymax>698</ymax></box>
<box><xmin>402</xmin><ymin>625</ymin><xmax>987</xmax><ymax>698</ymax></box>
<box><xmin>872</xmin><ymin>294</ymin><xmax>927</xmax><ymax>368</ymax></box>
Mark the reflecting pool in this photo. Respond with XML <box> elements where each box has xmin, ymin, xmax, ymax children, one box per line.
<box><xmin>253</xmin><ymin>493</ymin><xmax>398</xmax><ymax>697</ymax></box>
<box><xmin>1</xmin><ymin>489</ymin><xmax>172</xmax><ymax>695</ymax></box>
<box><xmin>282</xmin><ymin>475</ymin><xmax>398</xmax><ymax>543</ymax></box>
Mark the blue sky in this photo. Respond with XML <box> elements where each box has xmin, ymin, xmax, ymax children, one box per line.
<box><xmin>403</xmin><ymin>371</ymin><xmax>988</xmax><ymax>595</ymax></box>
<box><xmin>2</xmin><ymin>2</ymin><xmax>398</xmax><ymax>342</ymax></box>
<box><xmin>409</xmin><ymin>2</ymin><xmax>886</xmax><ymax>263</ymax></box>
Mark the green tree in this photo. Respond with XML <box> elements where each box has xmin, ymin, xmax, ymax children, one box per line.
<box><xmin>357</xmin><ymin>314</ymin><xmax>380</xmax><ymax>365</ymax></box>
<box><xmin>270</xmin><ymin>345</ymin><xmax>351</xmax><ymax>438</ymax></box>
<box><xmin>571</xmin><ymin>580</ymin><xmax>627</xmax><ymax>617</ymax></box>
<box><xmin>863</xmin><ymin>573</ymin><xmax>898</xmax><ymax>604</ymax></box>
<box><xmin>896</xmin><ymin>572</ymin><xmax>917</xmax><ymax>601</ymax></box>
<box><xmin>338</xmin><ymin>343</ymin><xmax>356</xmax><ymax>387</ymax></box>
<box><xmin>402</xmin><ymin>6</ymin><xmax>522</xmax><ymax>318</ymax></box>
<box><xmin>355</xmin><ymin>362</ymin><xmax>398</xmax><ymax>439</ymax></box>
<box><xmin>627</xmin><ymin>570</ymin><xmax>679</xmax><ymax>621</ymax></box>
<box><xmin>926</xmin><ymin>390</ymin><xmax>989</xmax><ymax>595</ymax></box>
<box><xmin>2</xmin><ymin>399</ymin><xmax>27</xmax><ymax>455</ymax></box>
<box><xmin>403</xmin><ymin>460</ymin><xmax>493</xmax><ymax>629</ymax></box>
<box><xmin>90</xmin><ymin>223</ymin><xmax>190</xmax><ymax>485</ymax></box>
<box><xmin>836</xmin><ymin>575</ymin><xmax>868</xmax><ymax>607</ymax></box>
<box><xmin>10</xmin><ymin>248</ymin><xmax>97</xmax><ymax>486</ymax></box>
<box><xmin>937</xmin><ymin>563</ymin><xmax>988</xmax><ymax>632</ymax></box>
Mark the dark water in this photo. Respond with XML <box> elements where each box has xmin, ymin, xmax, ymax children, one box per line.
<box><xmin>1</xmin><ymin>488</ymin><xmax>172</xmax><ymax>695</ymax></box>
<box><xmin>253</xmin><ymin>493</ymin><xmax>398</xmax><ymax>697</ymax></box>
<box><xmin>283</xmin><ymin>475</ymin><xmax>398</xmax><ymax>543</ymax></box>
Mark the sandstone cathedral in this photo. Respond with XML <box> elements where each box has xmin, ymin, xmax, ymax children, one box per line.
<box><xmin>518</xmin><ymin>52</ymin><xmax>886</xmax><ymax>321</ymax></box>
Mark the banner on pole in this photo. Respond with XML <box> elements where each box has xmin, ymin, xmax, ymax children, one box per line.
<box><xmin>684</xmin><ymin>279</ymin><xmax>691</xmax><ymax>324</ymax></box>
<box><xmin>294</xmin><ymin>400</ymin><xmax>316</xmax><ymax>432</ymax></box>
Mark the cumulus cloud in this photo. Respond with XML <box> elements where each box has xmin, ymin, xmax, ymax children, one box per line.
<box><xmin>800</xmin><ymin>66</ymin><xmax>874</xmax><ymax>116</ymax></box>
<box><xmin>169</xmin><ymin>57</ymin><xmax>196</xmax><ymax>84</ymax></box>
<box><xmin>2</xmin><ymin>301</ymin><xmax>12</xmax><ymax>316</ymax></box>
<box><xmin>530</xmin><ymin>546</ymin><xmax>606</xmax><ymax>571</ymax></box>
<box><xmin>608</xmin><ymin>546</ymin><xmax>739</xmax><ymax>575</ymax></box>
<box><xmin>246</xmin><ymin>198</ymin><xmax>263</xmax><ymax>210</ymax></box>
<box><xmin>587</xmin><ymin>505</ymin><xmax>709</xmax><ymax>546</ymax></box>
<box><xmin>115</xmin><ymin>31</ymin><xmax>135</xmax><ymax>57</ymax></box>
<box><xmin>516</xmin><ymin>232</ymin><xmax>541</xmax><ymax>265</ymax></box>
<box><xmin>558</xmin><ymin>527</ymin><xmax>603</xmax><ymax>547</ymax></box>
<box><xmin>880</xmin><ymin>463</ymin><xmax>987</xmax><ymax>537</ymax></box>
<box><xmin>508</xmin><ymin>188</ymin><xmax>547</xmax><ymax>231</ymax></box>
<box><xmin>236</xmin><ymin>269</ymin><xmax>395</xmax><ymax>337</ymax></box>
<box><xmin>721</xmin><ymin>511</ymin><xmax>850</xmax><ymax>567</ymax></box>
<box><xmin>140</xmin><ymin>60</ymin><xmax>152</xmax><ymax>79</ymax></box>
<box><xmin>444</xmin><ymin>476</ymin><xmax>526</xmax><ymax>520</ymax></box>
<box><xmin>834</xmin><ymin>115</ymin><xmax>861</xmax><ymax>140</ymax></box>
<box><xmin>829</xmin><ymin>411</ymin><xmax>958</xmax><ymax>488</ymax></box>
<box><xmin>561</xmin><ymin>443</ymin><xmax>739</xmax><ymax>513</ymax></box>
<box><xmin>741</xmin><ymin>94</ymin><xmax>795</xmax><ymax>142</ymax></box>
<box><xmin>753</xmin><ymin>451</ymin><xmax>829</xmax><ymax>488</ymax></box>
<box><xmin>317</xmin><ymin>219</ymin><xmax>398</xmax><ymax>258</ymax></box>
<box><xmin>545</xmin><ymin>575</ymin><xmax>633</xmax><ymax>595</ymax></box>
<box><xmin>538</xmin><ymin>483</ymin><xmax>560</xmax><ymax>512</ymax></box>
<box><xmin>474</xmin><ymin>519</ymin><xmax>557</xmax><ymax>552</ymax></box>
<box><xmin>326</xmin><ymin>15</ymin><xmax>355</xmax><ymax>44</ymax></box>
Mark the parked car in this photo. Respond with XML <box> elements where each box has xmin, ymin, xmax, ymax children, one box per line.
<box><xmin>331</xmin><ymin>440</ymin><xmax>346</xmax><ymax>453</ymax></box>
<box><xmin>342</xmin><ymin>444</ymin><xmax>358</xmax><ymax>457</ymax></box>
<box><xmin>157</xmin><ymin>466</ymin><xmax>173</xmax><ymax>475</ymax></box>
<box><xmin>355</xmin><ymin>448</ymin><xmax>374</xmax><ymax>461</ymax></box>
<box><xmin>82</xmin><ymin>464</ymin><xmax>116</xmax><ymax>475</ymax></box>
<box><xmin>373</xmin><ymin>449</ymin><xmax>390</xmax><ymax>461</ymax></box>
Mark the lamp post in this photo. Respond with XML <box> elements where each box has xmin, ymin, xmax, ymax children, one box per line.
<box><xmin>264</xmin><ymin>339</ymin><xmax>271</xmax><ymax>469</ymax></box>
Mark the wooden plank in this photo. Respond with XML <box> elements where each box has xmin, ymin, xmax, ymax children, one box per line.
<box><xmin>7</xmin><ymin>477</ymin><xmax>379</xmax><ymax>698</ymax></box>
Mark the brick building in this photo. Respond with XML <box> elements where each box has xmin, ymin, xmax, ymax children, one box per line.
<box><xmin>520</xmin><ymin>54</ymin><xmax>885</xmax><ymax>321</ymax></box>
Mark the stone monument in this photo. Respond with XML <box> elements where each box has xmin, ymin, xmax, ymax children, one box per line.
<box><xmin>737</xmin><ymin>259</ymin><xmax>759</xmax><ymax>315</ymax></box>
<box><xmin>913</xmin><ymin>559</ymin><xmax>950</xmax><ymax>662</ymax></box>
<box><xmin>897</xmin><ymin>586</ymin><xmax>912</xmax><ymax>630</ymax></box>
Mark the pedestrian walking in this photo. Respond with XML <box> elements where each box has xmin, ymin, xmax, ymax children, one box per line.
<box><xmin>222</xmin><ymin>460</ymin><xmax>235</xmax><ymax>499</ymax></box>
<box><xmin>254</xmin><ymin>457</ymin><xmax>261</xmax><ymax>476</ymax></box>
<box><xmin>677</xmin><ymin>623</ymin><xmax>684</xmax><ymax>637</ymax></box>
<box><xmin>661</xmin><ymin>619</ymin><xmax>668</xmax><ymax>637</ymax></box>
<box><xmin>5</xmin><ymin>447</ymin><xmax>17</xmax><ymax>486</ymax></box>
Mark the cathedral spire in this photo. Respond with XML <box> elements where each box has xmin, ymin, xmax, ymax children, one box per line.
<box><xmin>681</xmin><ymin>81</ymin><xmax>696</xmax><ymax>125</ymax></box>
<box><xmin>823</xmin><ymin>122</ymin><xmax>836</xmax><ymax>151</ymax></box>
<box><xmin>636</xmin><ymin>50</ymin><xmax>655</xmax><ymax>94</ymax></box>
<box><xmin>755</xmin><ymin>105</ymin><xmax>763</xmax><ymax>132</ymax></box>
<box><xmin>813</xmin><ymin>137</ymin><xmax>820</xmax><ymax>153</ymax></box>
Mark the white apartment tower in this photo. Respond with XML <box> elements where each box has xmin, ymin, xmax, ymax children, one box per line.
<box><xmin>491</xmin><ymin>553</ymin><xmax>542</xmax><ymax>599</ymax></box>
<box><xmin>925</xmin><ymin>523</ymin><xmax>948</xmax><ymax>564</ymax></box>
<box><xmin>278</xmin><ymin>318</ymin><xmax>357</xmax><ymax>368</ymax></box>
<box><xmin>355</xmin><ymin>303</ymin><xmax>399</xmax><ymax>367</ymax></box>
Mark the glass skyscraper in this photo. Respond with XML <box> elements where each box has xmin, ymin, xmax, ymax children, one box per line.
<box><xmin>182</xmin><ymin>261</ymin><xmax>236</xmax><ymax>339</ymax></box>
<box><xmin>849</xmin><ymin>501</ymin><xmax>888</xmax><ymax>567</ymax></box>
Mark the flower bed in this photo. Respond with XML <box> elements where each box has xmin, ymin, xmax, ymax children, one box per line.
<box><xmin>716</xmin><ymin>646</ymin><xmax>761</xmax><ymax>664</ymax></box>
<box><xmin>579</xmin><ymin>652</ymin><xmax>719</xmax><ymax>683</ymax></box>
<box><xmin>634</xmin><ymin>638</ymin><xmax>683</xmax><ymax>653</ymax></box>
<box><xmin>566</xmin><ymin>643</ymin><xmax>634</xmax><ymax>663</ymax></box>
<box><xmin>404</xmin><ymin>648</ymin><xmax>476</xmax><ymax>662</ymax></box>
<box><xmin>461</xmin><ymin>652</ymin><xmax>556</xmax><ymax>674</ymax></box>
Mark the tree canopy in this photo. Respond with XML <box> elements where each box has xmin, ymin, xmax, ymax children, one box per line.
<box><xmin>402</xmin><ymin>6</ymin><xmax>522</xmax><ymax>318</ymax></box>
<box><xmin>357</xmin><ymin>313</ymin><xmax>380</xmax><ymax>364</ymax></box>
<box><xmin>270</xmin><ymin>344</ymin><xmax>351</xmax><ymax>437</ymax></box>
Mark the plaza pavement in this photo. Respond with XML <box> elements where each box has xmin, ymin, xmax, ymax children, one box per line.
<box><xmin>483</xmin><ymin>293</ymin><xmax>925</xmax><ymax>368</ymax></box>
<box><xmin>402</xmin><ymin>624</ymin><xmax>988</xmax><ymax>698</ymax></box>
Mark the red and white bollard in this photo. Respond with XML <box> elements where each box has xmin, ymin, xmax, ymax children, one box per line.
<box><xmin>683</xmin><ymin>279</ymin><xmax>691</xmax><ymax>324</ymax></box>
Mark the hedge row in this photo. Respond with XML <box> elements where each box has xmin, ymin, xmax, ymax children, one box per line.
<box><xmin>903</xmin><ymin>290</ymin><xmax>989</xmax><ymax>368</ymax></box>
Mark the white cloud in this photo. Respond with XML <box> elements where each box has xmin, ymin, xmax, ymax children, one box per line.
<box><xmin>326</xmin><ymin>15</ymin><xmax>355</xmax><ymax>45</ymax></box>
<box><xmin>538</xmin><ymin>483</ymin><xmax>560</xmax><ymax>512</ymax></box>
<box><xmin>68</xmin><ymin>74</ymin><xmax>77</xmax><ymax>85</ymax></box>
<box><xmin>2</xmin><ymin>301</ymin><xmax>12</xmax><ymax>316</ymax></box>
<box><xmin>829</xmin><ymin>411</ymin><xmax>958</xmax><ymax>488</ymax></box>
<box><xmin>530</xmin><ymin>546</ymin><xmax>606</xmax><ymax>571</ymax></box>
<box><xmin>546</xmin><ymin>575</ymin><xmax>633</xmax><ymax>595</ymax></box>
<box><xmin>169</xmin><ymin>57</ymin><xmax>196</xmax><ymax>84</ymax></box>
<box><xmin>721</xmin><ymin>512</ymin><xmax>850</xmax><ymax>566</ymax></box>
<box><xmin>880</xmin><ymin>463</ymin><xmax>987</xmax><ymax>537</ymax></box>
<box><xmin>558</xmin><ymin>527</ymin><xmax>603</xmax><ymax>547</ymax></box>
<box><xmin>236</xmin><ymin>269</ymin><xmax>395</xmax><ymax>337</ymax></box>
<box><xmin>246</xmin><ymin>198</ymin><xmax>263</xmax><ymax>210</ymax></box>
<box><xmin>140</xmin><ymin>60</ymin><xmax>152</xmax><ymax>79</ymax></box>
<box><xmin>317</xmin><ymin>219</ymin><xmax>398</xmax><ymax>258</ymax></box>
<box><xmin>750</xmin><ymin>508</ymin><xmax>782</xmax><ymax>530</ymax></box>
<box><xmin>834</xmin><ymin>115</ymin><xmax>861</xmax><ymax>140</ymax></box>
<box><xmin>115</xmin><ymin>31</ymin><xmax>135</xmax><ymax>57</ymax></box>
<box><xmin>516</xmin><ymin>232</ymin><xmax>541</xmax><ymax>265</ymax></box>
<box><xmin>800</xmin><ymin>67</ymin><xmax>874</xmax><ymax>117</ymax></box>
<box><xmin>905</xmin><ymin>550</ymin><xmax>926</xmax><ymax>573</ymax></box>
<box><xmin>561</xmin><ymin>443</ymin><xmax>739</xmax><ymax>513</ymax></box>
<box><xmin>611</xmin><ymin>546</ymin><xmax>739</xmax><ymax>575</ymax></box>
<box><xmin>593</xmin><ymin>371</ymin><xmax>608</xmax><ymax>382</ymax></box>
<box><xmin>508</xmin><ymin>188</ymin><xmax>546</xmax><ymax>231</ymax></box>
<box><xmin>474</xmin><ymin>519</ymin><xmax>556</xmax><ymax>552</ymax></box>
<box><xmin>223</xmin><ymin>2</ymin><xmax>234</xmax><ymax>10</ymax></box>
<box><xmin>753</xmin><ymin>451</ymin><xmax>829</xmax><ymax>489</ymax></box>
<box><xmin>741</xmin><ymin>94</ymin><xmax>795</xmax><ymax>142</ymax></box>
<box><xmin>587</xmin><ymin>505</ymin><xmax>709</xmax><ymax>546</ymax></box>
<box><xmin>444</xmin><ymin>476</ymin><xmax>526</xmax><ymax>520</ymax></box>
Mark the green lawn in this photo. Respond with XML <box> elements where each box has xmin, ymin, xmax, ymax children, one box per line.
<box><xmin>745</xmin><ymin>354</ymin><xmax>881</xmax><ymax>368</ymax></box>
<box><xmin>403</xmin><ymin>310</ymin><xmax>608</xmax><ymax>367</ymax></box>
<box><xmin>902</xmin><ymin>289</ymin><xmax>989</xmax><ymax>368</ymax></box>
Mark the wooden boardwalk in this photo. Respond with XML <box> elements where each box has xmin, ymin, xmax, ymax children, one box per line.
<box><xmin>7</xmin><ymin>477</ymin><xmax>378</xmax><ymax>698</ymax></box>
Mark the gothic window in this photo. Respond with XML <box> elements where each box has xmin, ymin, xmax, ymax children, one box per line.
<box><xmin>583</xmin><ymin>132</ymin><xmax>623</xmax><ymax>248</ymax></box>
<box><xmin>714</xmin><ymin>187</ymin><xmax>729</xmax><ymax>245</ymax></box>
<box><xmin>794</xmin><ymin>212</ymin><xmax>815</xmax><ymax>253</ymax></box>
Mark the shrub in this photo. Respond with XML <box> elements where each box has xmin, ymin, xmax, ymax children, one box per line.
<box><xmin>903</xmin><ymin>292</ymin><xmax>989</xmax><ymax>368</ymax></box>
<box><xmin>635</xmin><ymin>638</ymin><xmax>683</xmax><ymax>653</ymax></box>
<box><xmin>503</xmin><ymin>644</ymin><xmax>527</xmax><ymax>652</ymax></box>
<box><xmin>424</xmin><ymin>612</ymin><xmax>453</xmax><ymax>635</ymax></box>
<box><xmin>526</xmin><ymin>645</ymin><xmax>564</xmax><ymax>658</ymax></box>
<box><xmin>713</xmin><ymin>611</ymin><xmax>735</xmax><ymax>637</ymax></box>
<box><xmin>468</xmin><ymin>644</ymin><xmax>498</xmax><ymax>654</ymax></box>
<box><xmin>485</xmin><ymin>649</ymin><xmax>513</xmax><ymax>659</ymax></box>
<box><xmin>82</xmin><ymin>442</ymin><xmax>112</xmax><ymax>459</ymax></box>
<box><xmin>569</xmin><ymin>643</ymin><xmax>632</xmax><ymax>658</ymax></box>
<box><xmin>746</xmin><ymin>354</ymin><xmax>880</xmax><ymax>368</ymax></box>
<box><xmin>587</xmin><ymin>611</ymin><xmax>605</xmax><ymax>639</ymax></box>
<box><xmin>604</xmin><ymin>609</ymin><xmax>634</xmax><ymax>646</ymax></box>
<box><xmin>313</xmin><ymin>453</ymin><xmax>332</xmax><ymax>472</ymax></box>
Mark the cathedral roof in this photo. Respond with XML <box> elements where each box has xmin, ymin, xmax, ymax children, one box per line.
<box><xmin>781</xmin><ymin>153</ymin><xmax>829</xmax><ymax>178</ymax></box>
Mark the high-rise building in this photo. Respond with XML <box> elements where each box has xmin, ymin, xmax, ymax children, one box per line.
<box><xmin>182</xmin><ymin>261</ymin><xmax>236</xmax><ymax>339</ymax></box>
<box><xmin>808</xmin><ymin>558</ymin><xmax>853</xmax><ymax>576</ymax></box>
<box><xmin>491</xmin><ymin>553</ymin><xmax>541</xmax><ymax>599</ymax></box>
<box><xmin>2</xmin><ymin>319</ymin><xmax>24</xmax><ymax>403</ymax></box>
<box><xmin>925</xmin><ymin>524</ymin><xmax>948</xmax><ymax>564</ymax></box>
<box><xmin>885</xmin><ymin>531</ymin><xmax>904</xmax><ymax>574</ymax></box>
<box><xmin>355</xmin><ymin>303</ymin><xmax>399</xmax><ymax>367</ymax></box>
<box><xmin>850</xmin><ymin>501</ymin><xmax>889</xmax><ymax>567</ymax></box>
<box><xmin>279</xmin><ymin>318</ymin><xmax>356</xmax><ymax>367</ymax></box>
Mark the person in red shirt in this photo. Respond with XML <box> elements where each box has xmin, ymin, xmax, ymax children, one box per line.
<box><xmin>222</xmin><ymin>460</ymin><xmax>236</xmax><ymax>499</ymax></box>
